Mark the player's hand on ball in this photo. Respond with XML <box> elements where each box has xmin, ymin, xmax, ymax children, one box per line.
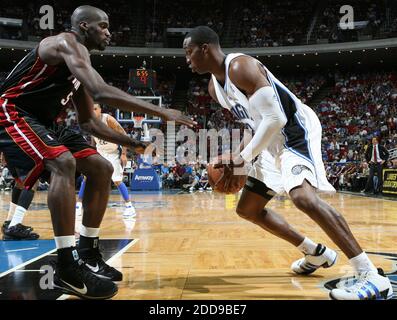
<box><xmin>213</xmin><ymin>152</ymin><xmax>246</xmax><ymax>171</ymax></box>
<box><xmin>162</xmin><ymin>109</ymin><xmax>197</xmax><ymax>127</ymax></box>
<box><xmin>208</xmin><ymin>153</ymin><xmax>248</xmax><ymax>194</ymax></box>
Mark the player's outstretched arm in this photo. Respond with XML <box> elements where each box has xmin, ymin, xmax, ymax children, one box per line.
<box><xmin>43</xmin><ymin>33</ymin><xmax>195</xmax><ymax>127</ymax></box>
<box><xmin>72</xmin><ymin>85</ymin><xmax>147</xmax><ymax>154</ymax></box>
<box><xmin>106</xmin><ymin>115</ymin><xmax>128</xmax><ymax>166</ymax></box>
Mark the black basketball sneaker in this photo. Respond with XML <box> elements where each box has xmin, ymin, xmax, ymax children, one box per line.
<box><xmin>53</xmin><ymin>248</ymin><xmax>118</xmax><ymax>300</ymax></box>
<box><xmin>2</xmin><ymin>221</ymin><xmax>39</xmax><ymax>240</ymax></box>
<box><xmin>2</xmin><ymin>220</ymin><xmax>33</xmax><ymax>232</ymax></box>
<box><xmin>79</xmin><ymin>247</ymin><xmax>123</xmax><ymax>281</ymax></box>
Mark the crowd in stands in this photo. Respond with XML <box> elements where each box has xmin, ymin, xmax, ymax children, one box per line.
<box><xmin>154</xmin><ymin>161</ymin><xmax>211</xmax><ymax>191</ymax></box>
<box><xmin>144</xmin><ymin>0</ymin><xmax>224</xmax><ymax>46</ymax></box>
<box><xmin>315</xmin><ymin>72</ymin><xmax>397</xmax><ymax>163</ymax></box>
<box><xmin>314</xmin><ymin>71</ymin><xmax>397</xmax><ymax>191</ymax></box>
<box><xmin>233</xmin><ymin>0</ymin><xmax>315</xmax><ymax>48</ymax></box>
<box><xmin>0</xmin><ymin>0</ymin><xmax>133</xmax><ymax>46</ymax></box>
<box><xmin>314</xmin><ymin>0</ymin><xmax>385</xmax><ymax>43</ymax></box>
<box><xmin>1</xmin><ymin>0</ymin><xmax>397</xmax><ymax>48</ymax></box>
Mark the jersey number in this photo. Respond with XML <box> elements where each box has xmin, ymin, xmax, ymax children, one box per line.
<box><xmin>61</xmin><ymin>78</ymin><xmax>81</xmax><ymax>106</ymax></box>
<box><xmin>231</xmin><ymin>104</ymin><xmax>249</xmax><ymax>120</ymax></box>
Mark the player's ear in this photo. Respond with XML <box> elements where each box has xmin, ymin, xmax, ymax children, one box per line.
<box><xmin>201</xmin><ymin>44</ymin><xmax>209</xmax><ymax>54</ymax></box>
<box><xmin>79</xmin><ymin>22</ymin><xmax>89</xmax><ymax>33</ymax></box>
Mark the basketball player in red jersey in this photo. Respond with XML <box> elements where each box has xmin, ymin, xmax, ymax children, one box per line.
<box><xmin>0</xmin><ymin>5</ymin><xmax>194</xmax><ymax>299</ymax></box>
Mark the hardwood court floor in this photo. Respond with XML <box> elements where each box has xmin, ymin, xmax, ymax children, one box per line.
<box><xmin>0</xmin><ymin>190</ymin><xmax>396</xmax><ymax>300</ymax></box>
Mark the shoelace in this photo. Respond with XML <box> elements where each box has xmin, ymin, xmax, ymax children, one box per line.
<box><xmin>9</xmin><ymin>224</ymin><xmax>33</xmax><ymax>236</ymax></box>
<box><xmin>344</xmin><ymin>271</ymin><xmax>371</xmax><ymax>293</ymax></box>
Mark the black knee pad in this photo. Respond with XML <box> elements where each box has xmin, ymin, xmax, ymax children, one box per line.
<box><xmin>243</xmin><ymin>176</ymin><xmax>276</xmax><ymax>201</ymax></box>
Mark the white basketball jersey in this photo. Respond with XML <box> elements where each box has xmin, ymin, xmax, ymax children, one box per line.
<box><xmin>93</xmin><ymin>113</ymin><xmax>120</xmax><ymax>155</ymax></box>
<box><xmin>212</xmin><ymin>53</ymin><xmax>315</xmax><ymax>161</ymax></box>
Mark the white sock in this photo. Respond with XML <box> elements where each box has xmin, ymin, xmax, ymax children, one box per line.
<box><xmin>125</xmin><ymin>201</ymin><xmax>132</xmax><ymax>208</ymax></box>
<box><xmin>74</xmin><ymin>215</ymin><xmax>82</xmax><ymax>234</ymax></box>
<box><xmin>76</xmin><ymin>201</ymin><xmax>82</xmax><ymax>209</ymax></box>
<box><xmin>54</xmin><ymin>235</ymin><xmax>76</xmax><ymax>249</ymax></box>
<box><xmin>9</xmin><ymin>206</ymin><xmax>26</xmax><ymax>227</ymax></box>
<box><xmin>297</xmin><ymin>237</ymin><xmax>317</xmax><ymax>255</ymax></box>
<box><xmin>7</xmin><ymin>202</ymin><xmax>17</xmax><ymax>221</ymax></box>
<box><xmin>349</xmin><ymin>252</ymin><xmax>377</xmax><ymax>273</ymax></box>
<box><xmin>80</xmin><ymin>225</ymin><xmax>100</xmax><ymax>238</ymax></box>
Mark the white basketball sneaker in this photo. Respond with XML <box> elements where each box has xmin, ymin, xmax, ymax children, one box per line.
<box><xmin>330</xmin><ymin>268</ymin><xmax>393</xmax><ymax>300</ymax></box>
<box><xmin>291</xmin><ymin>244</ymin><xmax>338</xmax><ymax>275</ymax></box>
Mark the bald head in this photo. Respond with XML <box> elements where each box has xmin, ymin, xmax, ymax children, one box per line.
<box><xmin>70</xmin><ymin>5</ymin><xmax>110</xmax><ymax>51</ymax></box>
<box><xmin>71</xmin><ymin>5</ymin><xmax>108</xmax><ymax>30</ymax></box>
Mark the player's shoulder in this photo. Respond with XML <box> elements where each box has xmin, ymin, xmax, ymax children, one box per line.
<box><xmin>53</xmin><ymin>32</ymin><xmax>88</xmax><ymax>55</ymax></box>
<box><xmin>229</xmin><ymin>54</ymin><xmax>263</xmax><ymax>74</ymax></box>
<box><xmin>228</xmin><ymin>54</ymin><xmax>267</xmax><ymax>88</ymax></box>
<box><xmin>39</xmin><ymin>32</ymin><xmax>75</xmax><ymax>48</ymax></box>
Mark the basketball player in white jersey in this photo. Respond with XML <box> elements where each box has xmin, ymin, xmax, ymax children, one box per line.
<box><xmin>183</xmin><ymin>26</ymin><xmax>392</xmax><ymax>300</ymax></box>
<box><xmin>76</xmin><ymin>103</ymin><xmax>136</xmax><ymax>220</ymax></box>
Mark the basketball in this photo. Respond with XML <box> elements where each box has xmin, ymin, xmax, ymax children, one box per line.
<box><xmin>207</xmin><ymin>155</ymin><xmax>247</xmax><ymax>194</ymax></box>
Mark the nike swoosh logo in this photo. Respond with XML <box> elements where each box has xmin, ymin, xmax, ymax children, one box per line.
<box><xmin>61</xmin><ymin>279</ymin><xmax>88</xmax><ymax>295</ymax></box>
<box><xmin>86</xmin><ymin>263</ymin><xmax>100</xmax><ymax>273</ymax></box>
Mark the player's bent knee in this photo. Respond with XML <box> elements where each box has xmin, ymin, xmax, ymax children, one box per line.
<box><xmin>101</xmin><ymin>158</ymin><xmax>114</xmax><ymax>177</ymax></box>
<box><xmin>85</xmin><ymin>156</ymin><xmax>114</xmax><ymax>178</ymax></box>
<box><xmin>236</xmin><ymin>205</ymin><xmax>259</xmax><ymax>221</ymax></box>
<box><xmin>290</xmin><ymin>192</ymin><xmax>319</xmax><ymax>214</ymax></box>
<box><xmin>45</xmin><ymin>152</ymin><xmax>76</xmax><ymax>175</ymax></box>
